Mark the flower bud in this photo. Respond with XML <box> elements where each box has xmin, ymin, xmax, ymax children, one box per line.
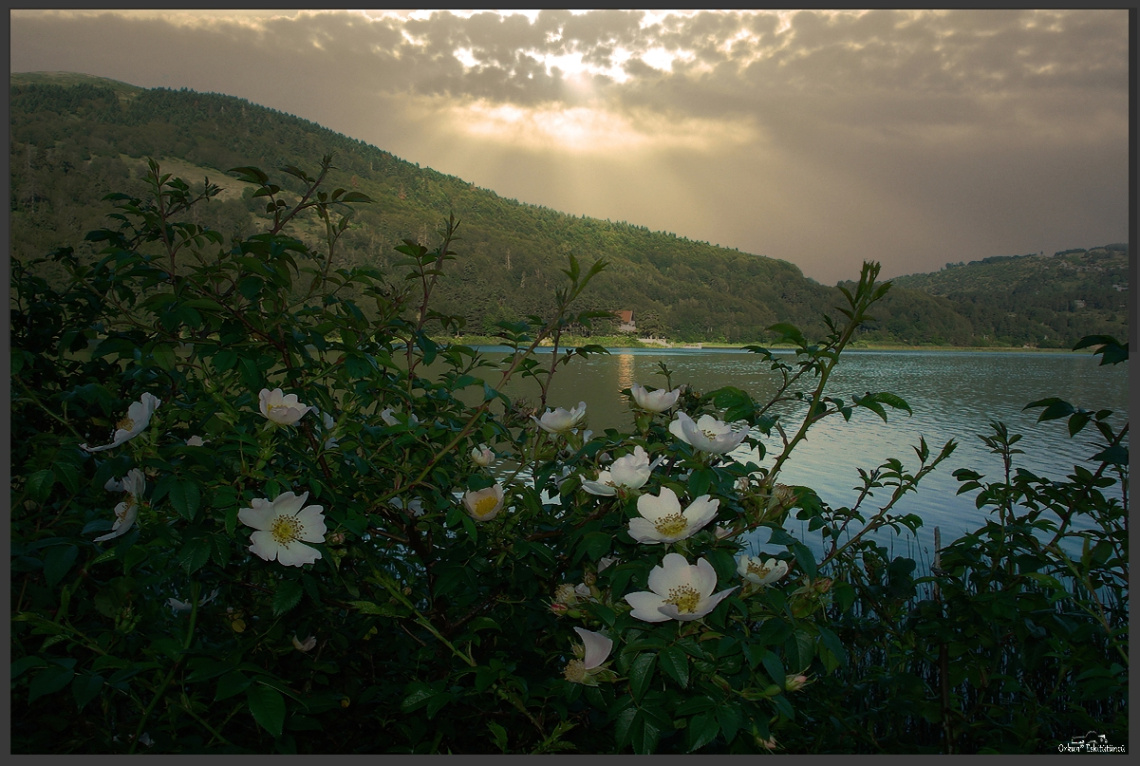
<box><xmin>554</xmin><ymin>584</ymin><xmax>578</xmax><ymax>605</ymax></box>
<box><xmin>785</xmin><ymin>673</ymin><xmax>809</xmax><ymax>691</ymax></box>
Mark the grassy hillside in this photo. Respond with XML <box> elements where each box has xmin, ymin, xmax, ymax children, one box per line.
<box><xmin>9</xmin><ymin>73</ymin><xmax>1127</xmax><ymax>347</ymax></box>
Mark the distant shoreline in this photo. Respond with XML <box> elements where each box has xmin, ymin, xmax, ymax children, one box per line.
<box><xmin>439</xmin><ymin>335</ymin><xmax>1083</xmax><ymax>354</ymax></box>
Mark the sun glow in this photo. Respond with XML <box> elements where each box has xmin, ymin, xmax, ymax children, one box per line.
<box><xmin>444</xmin><ymin>98</ymin><xmax>756</xmax><ymax>156</ymax></box>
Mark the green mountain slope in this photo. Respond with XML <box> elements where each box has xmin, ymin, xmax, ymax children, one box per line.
<box><xmin>8</xmin><ymin>73</ymin><xmax>1127</xmax><ymax>347</ymax></box>
<box><xmin>888</xmin><ymin>248</ymin><xmax>1129</xmax><ymax>347</ymax></box>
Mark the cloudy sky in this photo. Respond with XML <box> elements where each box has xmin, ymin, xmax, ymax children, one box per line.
<box><xmin>9</xmin><ymin>8</ymin><xmax>1131</xmax><ymax>284</ymax></box>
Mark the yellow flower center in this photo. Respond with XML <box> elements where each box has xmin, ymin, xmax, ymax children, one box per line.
<box><xmin>654</xmin><ymin>513</ymin><xmax>688</xmax><ymax>538</ymax></box>
<box><xmin>665</xmin><ymin>584</ymin><xmax>701</xmax><ymax>614</ymax></box>
<box><xmin>702</xmin><ymin>429</ymin><xmax>720</xmax><ymax>440</ymax></box>
<box><xmin>747</xmin><ymin>561</ymin><xmax>773</xmax><ymax>579</ymax></box>
<box><xmin>563</xmin><ymin>659</ymin><xmax>587</xmax><ymax>684</ymax></box>
<box><xmin>270</xmin><ymin>515</ymin><xmax>303</xmax><ymax>545</ymax></box>
<box><xmin>472</xmin><ymin>495</ymin><xmax>499</xmax><ymax>519</ymax></box>
<box><xmin>117</xmin><ymin>416</ymin><xmax>135</xmax><ymax>431</ymax></box>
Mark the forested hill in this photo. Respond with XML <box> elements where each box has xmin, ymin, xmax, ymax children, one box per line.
<box><xmin>9</xmin><ymin>73</ymin><xmax>1128</xmax><ymax>347</ymax></box>
<box><xmin>886</xmin><ymin>248</ymin><xmax>1129</xmax><ymax>346</ymax></box>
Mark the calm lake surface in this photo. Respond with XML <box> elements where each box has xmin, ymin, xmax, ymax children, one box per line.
<box><xmin>464</xmin><ymin>347</ymin><xmax>1129</xmax><ymax>563</ymax></box>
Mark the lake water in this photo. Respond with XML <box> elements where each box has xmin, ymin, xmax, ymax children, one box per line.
<box><xmin>462</xmin><ymin>347</ymin><xmax>1129</xmax><ymax>563</ymax></box>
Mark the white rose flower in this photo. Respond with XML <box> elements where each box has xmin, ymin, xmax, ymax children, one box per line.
<box><xmin>736</xmin><ymin>555</ymin><xmax>790</xmax><ymax>586</ymax></box>
<box><xmin>630</xmin><ymin>382</ymin><xmax>681</xmax><ymax>413</ymax></box>
<box><xmin>238</xmin><ymin>491</ymin><xmax>326</xmax><ymax>567</ymax></box>
<box><xmin>669</xmin><ymin>411</ymin><xmax>748</xmax><ymax>455</ymax></box>
<box><xmin>624</xmin><ymin>553</ymin><xmax>737</xmax><ymax>623</ymax></box>
<box><xmin>470</xmin><ymin>445</ymin><xmax>495</xmax><ymax>467</ymax></box>
<box><xmin>462</xmin><ymin>484</ymin><xmax>505</xmax><ymax>522</ymax></box>
<box><xmin>94</xmin><ymin>468</ymin><xmax>146</xmax><ymax>542</ymax></box>
<box><xmin>582</xmin><ymin>445</ymin><xmax>654</xmax><ymax>496</ymax></box>
<box><xmin>82</xmin><ymin>393</ymin><xmax>161</xmax><ymax>452</ymax></box>
<box><xmin>533</xmin><ymin>402</ymin><xmax>587</xmax><ymax>434</ymax></box>
<box><xmin>258</xmin><ymin>388</ymin><xmax>313</xmax><ymax>426</ymax></box>
<box><xmin>627</xmin><ymin>486</ymin><xmax>719</xmax><ymax>544</ymax></box>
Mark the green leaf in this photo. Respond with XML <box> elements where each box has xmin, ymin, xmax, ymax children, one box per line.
<box><xmin>177</xmin><ymin>537</ymin><xmax>211</xmax><ymax>575</ymax></box>
<box><xmin>215</xmin><ymin>670</ymin><xmax>251</xmax><ymax>701</ymax></box>
<box><xmin>10</xmin><ymin>655</ymin><xmax>48</xmax><ymax>680</ymax></box>
<box><xmin>579</xmin><ymin>531</ymin><xmax>612</xmax><ymax>562</ymax></box>
<box><xmin>272</xmin><ymin>579</ymin><xmax>304</xmax><ymax>617</ymax></box>
<box><xmin>247</xmin><ymin>682</ymin><xmax>286</xmax><ymax>739</ymax></box>
<box><xmin>687</xmin><ymin>468</ymin><xmax>715</xmax><ymax>499</ymax></box>
<box><xmin>715</xmin><ymin>703</ymin><xmax>743</xmax><ymax>744</ymax></box>
<box><xmin>768</xmin><ymin>322</ymin><xmax>807</xmax><ymax>347</ymax></box>
<box><xmin>687</xmin><ymin>711</ymin><xmax>720</xmax><ymax>752</ymax></box>
<box><xmin>628</xmin><ymin>652</ymin><xmax>656</xmax><ymax>702</ymax></box>
<box><xmin>487</xmin><ymin>720</ymin><xmax>508</xmax><ymax>753</ymax></box>
<box><xmin>401</xmin><ymin>681</ymin><xmax>436</xmax><ymax>713</ymax></box>
<box><xmin>658</xmin><ymin>644</ymin><xmax>689</xmax><ymax>689</ymax></box>
<box><xmin>1025</xmin><ymin>397</ymin><xmax>1075</xmax><ymax>422</ymax></box>
<box><xmin>213</xmin><ymin>349</ymin><xmax>238</xmax><ymax>372</ymax></box>
<box><xmin>632</xmin><ymin>710</ymin><xmax>663</xmax><ymax>755</ymax></box>
<box><xmin>169</xmin><ymin>479</ymin><xmax>201</xmax><ymax>521</ymax></box>
<box><xmin>43</xmin><ymin>545</ymin><xmax>78</xmax><ymax>589</ymax></box>
<box><xmin>1073</xmin><ymin>334</ymin><xmax>1128</xmax><ymax>365</ymax></box>
<box><xmin>1066</xmin><ymin>410</ymin><xmax>1092</xmax><ymax>437</ymax></box>
<box><xmin>29</xmin><ymin>664</ymin><xmax>75</xmax><ymax>702</ymax></box>
<box><xmin>151</xmin><ymin>343</ymin><xmax>177</xmax><ymax>371</ymax></box>
<box><xmin>71</xmin><ymin>672</ymin><xmax>104</xmax><ymax>712</ymax></box>
<box><xmin>832</xmin><ymin>580</ymin><xmax>856</xmax><ymax>613</ymax></box>
<box><xmin>1091</xmin><ymin>444</ymin><xmax>1128</xmax><ymax>466</ymax></box>
<box><xmin>26</xmin><ymin>469</ymin><xmax>54</xmax><ymax>503</ymax></box>
<box><xmin>53</xmin><ymin>462</ymin><xmax>81</xmax><ymax>495</ymax></box>
<box><xmin>613</xmin><ymin>702</ymin><xmax>638</xmax><ymax>750</ymax></box>
<box><xmin>760</xmin><ymin>651</ymin><xmax>785</xmax><ymax>688</ymax></box>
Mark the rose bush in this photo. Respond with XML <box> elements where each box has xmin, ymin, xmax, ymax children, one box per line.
<box><xmin>11</xmin><ymin>156</ymin><xmax>1124</xmax><ymax>754</ymax></box>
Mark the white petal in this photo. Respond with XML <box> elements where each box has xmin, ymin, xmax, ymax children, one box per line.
<box><xmin>624</xmin><ymin>590</ymin><xmax>671</xmax><ymax>623</ymax></box>
<box><xmin>247</xmin><ymin>530</ymin><xmax>278</xmax><ymax>561</ymax></box>
<box><xmin>122</xmin><ymin>468</ymin><xmax>147</xmax><ymax>498</ymax></box>
<box><xmin>238</xmin><ymin>497</ymin><xmax>276</xmax><ymax>530</ymax></box>
<box><xmin>295</xmin><ymin>505</ymin><xmax>327</xmax><ymax>543</ymax></box>
<box><xmin>273</xmin><ymin>491</ymin><xmax>308</xmax><ymax>517</ymax></box>
<box><xmin>275</xmin><ymin>540</ymin><xmax>322</xmax><ymax>567</ymax></box>
<box><xmin>582</xmin><ymin>476</ymin><xmax>617</xmax><ymax>496</ymax></box>
<box><xmin>637</xmin><ymin>487</ymin><xmax>681</xmax><ymax>523</ymax></box>
<box><xmin>647</xmin><ymin>552</ymin><xmax>692</xmax><ymax>596</ymax></box>
<box><xmin>574</xmin><ymin>627</ymin><xmax>613</xmax><ymax>669</ymax></box>
<box><xmin>691</xmin><ymin>557</ymin><xmax>719</xmax><ymax>597</ymax></box>
<box><xmin>682</xmin><ymin>495</ymin><xmax>719</xmax><ymax>531</ymax></box>
<box><xmin>669</xmin><ymin>412</ymin><xmax>694</xmax><ymax>445</ymax></box>
<box><xmin>610</xmin><ymin>454</ymin><xmax>651</xmax><ymax>488</ymax></box>
<box><xmin>694</xmin><ymin>414</ymin><xmax>728</xmax><ymax>435</ymax></box>
<box><xmin>701</xmin><ymin>586</ymin><xmax>738</xmax><ymax>613</ymax></box>
<box><xmin>627</xmin><ymin>517</ymin><xmax>664</xmax><ymax>543</ymax></box>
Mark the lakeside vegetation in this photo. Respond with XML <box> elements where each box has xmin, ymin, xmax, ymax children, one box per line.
<box><xmin>10</xmin><ymin>153</ymin><xmax>1128</xmax><ymax>754</ymax></box>
<box><xmin>9</xmin><ymin>72</ymin><xmax>1129</xmax><ymax>349</ymax></box>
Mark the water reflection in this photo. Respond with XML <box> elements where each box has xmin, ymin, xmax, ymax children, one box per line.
<box><xmin>614</xmin><ymin>353</ymin><xmax>635</xmax><ymax>396</ymax></box>
<box><xmin>441</xmin><ymin>348</ymin><xmax>1128</xmax><ymax>563</ymax></box>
